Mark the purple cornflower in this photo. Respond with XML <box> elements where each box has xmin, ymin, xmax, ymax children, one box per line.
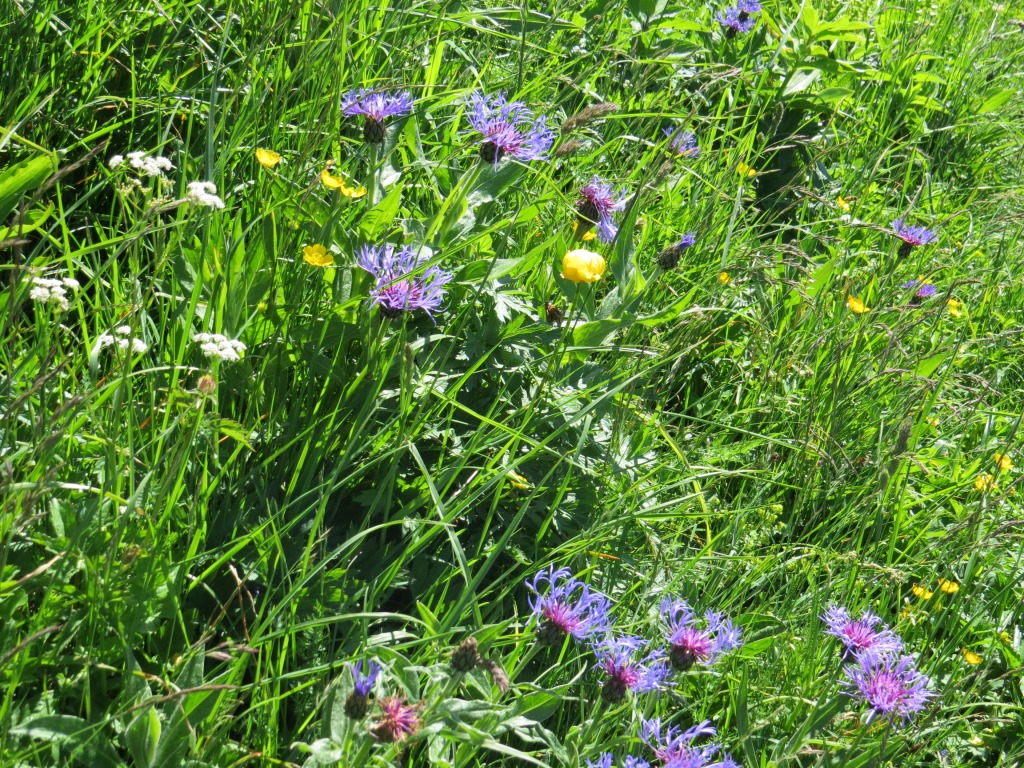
<box><xmin>717</xmin><ymin>0</ymin><xmax>762</xmax><ymax>37</ymax></box>
<box><xmin>641</xmin><ymin>719</ymin><xmax>740</xmax><ymax>768</ymax></box>
<box><xmin>842</xmin><ymin>653</ymin><xmax>933</xmax><ymax>724</ymax></box>
<box><xmin>588</xmin><ymin>755</ymin><xmax>651</xmax><ymax>768</ymax></box>
<box><xmin>344</xmin><ymin>660</ymin><xmax>380</xmax><ymax>719</ymax></box>
<box><xmin>656</xmin><ymin>233</ymin><xmax>697</xmax><ymax>270</ymax></box>
<box><xmin>900</xmin><ymin>279</ymin><xmax>938</xmax><ymax>300</ymax></box>
<box><xmin>340</xmin><ymin>88</ymin><xmax>413</xmax><ymax>144</ymax></box>
<box><xmin>356</xmin><ymin>244</ymin><xmax>452</xmax><ymax>320</ymax></box>
<box><xmin>577</xmin><ymin>175</ymin><xmax>628</xmax><ymax>243</ymax></box>
<box><xmin>466</xmin><ymin>92</ymin><xmax>555</xmax><ymax>166</ymax></box>
<box><xmin>660</xmin><ymin>598</ymin><xmax>742</xmax><ymax>671</ymax></box>
<box><xmin>821</xmin><ymin>605</ymin><xmax>903</xmax><ymax>658</ymax></box>
<box><xmin>891</xmin><ymin>219</ymin><xmax>937</xmax><ymax>257</ymax></box>
<box><xmin>525</xmin><ymin>565</ymin><xmax>612</xmax><ymax>646</ymax></box>
<box><xmin>591</xmin><ymin>635</ymin><xmax>671</xmax><ymax>703</ymax></box>
<box><xmin>370</xmin><ymin>696</ymin><xmax>421</xmax><ymax>743</ymax></box>
<box><xmin>664</xmin><ymin>128</ymin><xmax>700</xmax><ymax>158</ymax></box>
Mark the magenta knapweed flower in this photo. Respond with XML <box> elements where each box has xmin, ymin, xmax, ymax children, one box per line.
<box><xmin>340</xmin><ymin>88</ymin><xmax>413</xmax><ymax>144</ymax></box>
<box><xmin>577</xmin><ymin>175</ymin><xmax>627</xmax><ymax>243</ymax></box>
<box><xmin>891</xmin><ymin>219</ymin><xmax>937</xmax><ymax>257</ymax></box>
<box><xmin>526</xmin><ymin>565</ymin><xmax>611</xmax><ymax>646</ymax></box>
<box><xmin>901</xmin><ymin>279</ymin><xmax>937</xmax><ymax>299</ymax></box>
<box><xmin>717</xmin><ymin>0</ymin><xmax>761</xmax><ymax>36</ymax></box>
<box><xmin>641</xmin><ymin>719</ymin><xmax>740</xmax><ymax>768</ymax></box>
<box><xmin>664</xmin><ymin>128</ymin><xmax>700</xmax><ymax>158</ymax></box>
<box><xmin>821</xmin><ymin>605</ymin><xmax>903</xmax><ymax>658</ymax></box>
<box><xmin>466</xmin><ymin>92</ymin><xmax>554</xmax><ymax>166</ymax></box>
<box><xmin>592</xmin><ymin>635</ymin><xmax>670</xmax><ymax>702</ymax></box>
<box><xmin>842</xmin><ymin>653</ymin><xmax>932</xmax><ymax>724</ymax></box>
<box><xmin>588</xmin><ymin>755</ymin><xmax>651</xmax><ymax>768</ymax></box>
<box><xmin>660</xmin><ymin>598</ymin><xmax>742</xmax><ymax>670</ymax></box>
<box><xmin>356</xmin><ymin>244</ymin><xmax>452</xmax><ymax>320</ymax></box>
<box><xmin>370</xmin><ymin>696</ymin><xmax>421</xmax><ymax>742</ymax></box>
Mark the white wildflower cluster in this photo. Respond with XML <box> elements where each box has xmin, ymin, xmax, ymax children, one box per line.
<box><xmin>29</xmin><ymin>276</ymin><xmax>80</xmax><ymax>311</ymax></box>
<box><xmin>97</xmin><ymin>325</ymin><xmax>148</xmax><ymax>354</ymax></box>
<box><xmin>108</xmin><ymin>151</ymin><xmax>175</xmax><ymax>178</ymax></box>
<box><xmin>194</xmin><ymin>333</ymin><xmax>246</xmax><ymax>362</ymax></box>
<box><xmin>186</xmin><ymin>181</ymin><xmax>225</xmax><ymax>210</ymax></box>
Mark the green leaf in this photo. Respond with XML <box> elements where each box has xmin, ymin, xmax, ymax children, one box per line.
<box><xmin>0</xmin><ymin>153</ymin><xmax>57</xmax><ymax>223</ymax></box>
<box><xmin>914</xmin><ymin>352</ymin><xmax>948</xmax><ymax>379</ymax></box>
<box><xmin>977</xmin><ymin>89</ymin><xmax>1014</xmax><ymax>114</ymax></box>
<box><xmin>0</xmin><ymin>202</ymin><xmax>53</xmax><ymax>239</ymax></box>
<box><xmin>357</xmin><ymin>182</ymin><xmax>403</xmax><ymax>240</ymax></box>
<box><xmin>126</xmin><ymin>707</ymin><xmax>161</xmax><ymax>768</ymax></box>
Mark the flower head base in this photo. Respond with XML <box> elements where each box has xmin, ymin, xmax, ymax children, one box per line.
<box><xmin>340</xmin><ymin>88</ymin><xmax>413</xmax><ymax>144</ymax></box>
<box><xmin>842</xmin><ymin>653</ymin><xmax>932</xmax><ymax>724</ymax></box>
<box><xmin>821</xmin><ymin>605</ymin><xmax>903</xmax><ymax>658</ymax></box>
<box><xmin>891</xmin><ymin>219</ymin><xmax>937</xmax><ymax>257</ymax></box>
<box><xmin>562</xmin><ymin>249</ymin><xmax>606</xmax><ymax>284</ymax></box>
<box><xmin>525</xmin><ymin>566</ymin><xmax>611</xmax><ymax>646</ymax></box>
<box><xmin>186</xmin><ymin>181</ymin><xmax>225</xmax><ymax>209</ymax></box>
<box><xmin>577</xmin><ymin>175</ymin><xmax>627</xmax><ymax>243</ymax></box>
<box><xmin>660</xmin><ymin>598</ymin><xmax>742</xmax><ymax>671</ymax></box>
<box><xmin>656</xmin><ymin>233</ymin><xmax>697</xmax><ymax>270</ymax></box>
<box><xmin>901</xmin><ymin>279</ymin><xmax>937</xmax><ymax>300</ymax></box>
<box><xmin>356</xmin><ymin>244</ymin><xmax>452</xmax><ymax>320</ymax></box>
<box><xmin>592</xmin><ymin>635</ymin><xmax>670</xmax><ymax>703</ymax></box>
<box><xmin>718</xmin><ymin>0</ymin><xmax>762</xmax><ymax>37</ymax></box>
<box><xmin>641</xmin><ymin>718</ymin><xmax>739</xmax><ymax>768</ymax></box>
<box><xmin>467</xmin><ymin>92</ymin><xmax>554</xmax><ymax>166</ymax></box>
<box><xmin>664</xmin><ymin>128</ymin><xmax>700</xmax><ymax>158</ymax></box>
<box><xmin>344</xmin><ymin>660</ymin><xmax>380</xmax><ymax>719</ymax></box>
<box><xmin>194</xmin><ymin>333</ymin><xmax>247</xmax><ymax>363</ymax></box>
<box><xmin>370</xmin><ymin>695</ymin><xmax>420</xmax><ymax>743</ymax></box>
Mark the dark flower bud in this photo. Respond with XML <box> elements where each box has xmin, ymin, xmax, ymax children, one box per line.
<box><xmin>344</xmin><ymin>690</ymin><xmax>371</xmax><ymax>720</ymax></box>
<box><xmin>451</xmin><ymin>637</ymin><xmax>482</xmax><ymax>673</ymax></box>
<box><xmin>363</xmin><ymin>117</ymin><xmax>386</xmax><ymax>144</ymax></box>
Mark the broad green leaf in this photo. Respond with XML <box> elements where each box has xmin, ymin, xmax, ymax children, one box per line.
<box><xmin>0</xmin><ymin>153</ymin><xmax>57</xmax><ymax>222</ymax></box>
<box><xmin>357</xmin><ymin>181</ymin><xmax>403</xmax><ymax>240</ymax></box>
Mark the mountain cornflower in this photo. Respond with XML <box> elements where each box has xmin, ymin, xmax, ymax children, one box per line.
<box><xmin>660</xmin><ymin>598</ymin><xmax>742</xmax><ymax>671</ymax></box>
<box><xmin>664</xmin><ymin>128</ymin><xmax>700</xmax><ymax>158</ymax></box>
<box><xmin>576</xmin><ymin>175</ymin><xmax>627</xmax><ymax>243</ymax></box>
<box><xmin>344</xmin><ymin>660</ymin><xmax>380</xmax><ymax>720</ymax></box>
<box><xmin>641</xmin><ymin>719</ymin><xmax>740</xmax><ymax>768</ymax></box>
<box><xmin>842</xmin><ymin>652</ymin><xmax>932</xmax><ymax>724</ymax></box>
<box><xmin>340</xmin><ymin>88</ymin><xmax>413</xmax><ymax>144</ymax></box>
<box><xmin>891</xmin><ymin>219</ymin><xmax>937</xmax><ymax>257</ymax></box>
<box><xmin>370</xmin><ymin>695</ymin><xmax>421</xmax><ymax>743</ymax></box>
<box><xmin>525</xmin><ymin>565</ymin><xmax>611</xmax><ymax>646</ymax></box>
<box><xmin>466</xmin><ymin>92</ymin><xmax>554</xmax><ymax>166</ymax></box>
<box><xmin>587</xmin><ymin>755</ymin><xmax>651</xmax><ymax>768</ymax></box>
<box><xmin>901</xmin><ymin>279</ymin><xmax>937</xmax><ymax>300</ymax></box>
<box><xmin>656</xmin><ymin>233</ymin><xmax>697</xmax><ymax>270</ymax></box>
<box><xmin>718</xmin><ymin>0</ymin><xmax>762</xmax><ymax>37</ymax></box>
<box><xmin>591</xmin><ymin>635</ymin><xmax>670</xmax><ymax>703</ymax></box>
<box><xmin>355</xmin><ymin>244</ymin><xmax>452</xmax><ymax>320</ymax></box>
<box><xmin>821</xmin><ymin>605</ymin><xmax>903</xmax><ymax>658</ymax></box>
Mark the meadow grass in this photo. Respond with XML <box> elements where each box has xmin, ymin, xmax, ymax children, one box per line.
<box><xmin>2</xmin><ymin>0</ymin><xmax>1023</xmax><ymax>765</ymax></box>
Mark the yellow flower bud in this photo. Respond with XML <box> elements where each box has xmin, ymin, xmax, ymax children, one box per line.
<box><xmin>562</xmin><ymin>249</ymin><xmax>606</xmax><ymax>284</ymax></box>
<box><xmin>255</xmin><ymin>148</ymin><xmax>281</xmax><ymax>168</ymax></box>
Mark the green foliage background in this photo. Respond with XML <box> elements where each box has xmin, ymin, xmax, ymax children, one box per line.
<box><xmin>2</xmin><ymin>0</ymin><xmax>1023</xmax><ymax>765</ymax></box>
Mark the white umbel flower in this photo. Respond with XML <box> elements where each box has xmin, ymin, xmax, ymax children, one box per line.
<box><xmin>29</xmin><ymin>276</ymin><xmax>80</xmax><ymax>311</ymax></box>
<box><xmin>125</xmin><ymin>151</ymin><xmax>174</xmax><ymax>177</ymax></box>
<box><xmin>97</xmin><ymin>325</ymin><xmax>149</xmax><ymax>353</ymax></box>
<box><xmin>186</xmin><ymin>181</ymin><xmax>226</xmax><ymax>210</ymax></box>
<box><xmin>194</xmin><ymin>332</ymin><xmax>246</xmax><ymax>362</ymax></box>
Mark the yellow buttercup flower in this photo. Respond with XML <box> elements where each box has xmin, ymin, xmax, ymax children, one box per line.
<box><xmin>737</xmin><ymin>162</ymin><xmax>756</xmax><ymax>178</ymax></box>
<box><xmin>994</xmin><ymin>452</ymin><xmax>1013</xmax><ymax>471</ymax></box>
<box><xmin>562</xmin><ymin>249</ymin><xmax>606</xmax><ymax>284</ymax></box>
<box><xmin>302</xmin><ymin>244</ymin><xmax>334</xmax><ymax>267</ymax></box>
<box><xmin>571</xmin><ymin>220</ymin><xmax>598</xmax><ymax>242</ymax></box>
<box><xmin>974</xmin><ymin>473</ymin><xmax>996</xmax><ymax>492</ymax></box>
<box><xmin>961</xmin><ymin>648</ymin><xmax>983</xmax><ymax>665</ymax></box>
<box><xmin>947</xmin><ymin>298</ymin><xmax>964</xmax><ymax>317</ymax></box>
<box><xmin>938</xmin><ymin>578</ymin><xmax>960</xmax><ymax>594</ymax></box>
<box><xmin>847</xmin><ymin>295</ymin><xmax>869</xmax><ymax>314</ymax></box>
<box><xmin>911</xmin><ymin>584</ymin><xmax>933</xmax><ymax>600</ymax></box>
<box><xmin>321</xmin><ymin>168</ymin><xmax>367</xmax><ymax>198</ymax></box>
<box><xmin>506</xmin><ymin>470</ymin><xmax>531</xmax><ymax>490</ymax></box>
<box><xmin>255</xmin><ymin>148</ymin><xmax>281</xmax><ymax>168</ymax></box>
<box><xmin>1000</xmin><ymin>631</ymin><xmax>1012</xmax><ymax>644</ymax></box>
<box><xmin>836</xmin><ymin>196</ymin><xmax>851</xmax><ymax>212</ymax></box>
<box><xmin>718</xmin><ymin>271</ymin><xmax>730</xmax><ymax>285</ymax></box>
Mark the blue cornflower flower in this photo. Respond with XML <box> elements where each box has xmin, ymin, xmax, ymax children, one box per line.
<box><xmin>891</xmin><ymin>218</ymin><xmax>937</xmax><ymax>257</ymax></box>
<box><xmin>900</xmin><ymin>279</ymin><xmax>938</xmax><ymax>300</ymax></box>
<box><xmin>591</xmin><ymin>634</ymin><xmax>671</xmax><ymax>703</ymax></box>
<box><xmin>664</xmin><ymin>127</ymin><xmax>700</xmax><ymax>158</ymax></box>
<box><xmin>587</xmin><ymin>755</ymin><xmax>651</xmax><ymax>768</ymax></box>
<box><xmin>641</xmin><ymin>719</ymin><xmax>740</xmax><ymax>768</ymax></box>
<box><xmin>576</xmin><ymin>175</ymin><xmax>628</xmax><ymax>243</ymax></box>
<box><xmin>466</xmin><ymin>92</ymin><xmax>554</xmax><ymax>166</ymax></box>
<box><xmin>717</xmin><ymin>0</ymin><xmax>761</xmax><ymax>36</ymax></box>
<box><xmin>340</xmin><ymin>88</ymin><xmax>414</xmax><ymax>144</ymax></box>
<box><xmin>525</xmin><ymin>565</ymin><xmax>612</xmax><ymax>646</ymax></box>
<box><xmin>821</xmin><ymin>605</ymin><xmax>903</xmax><ymax>658</ymax></box>
<box><xmin>660</xmin><ymin>598</ymin><xmax>742</xmax><ymax>671</ymax></box>
<box><xmin>842</xmin><ymin>652</ymin><xmax>933</xmax><ymax>725</ymax></box>
<box><xmin>344</xmin><ymin>659</ymin><xmax>380</xmax><ymax>719</ymax></box>
<box><xmin>356</xmin><ymin>244</ymin><xmax>452</xmax><ymax>320</ymax></box>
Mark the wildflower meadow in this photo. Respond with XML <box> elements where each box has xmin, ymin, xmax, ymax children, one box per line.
<box><xmin>3</xmin><ymin>0</ymin><xmax>1024</xmax><ymax>765</ymax></box>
